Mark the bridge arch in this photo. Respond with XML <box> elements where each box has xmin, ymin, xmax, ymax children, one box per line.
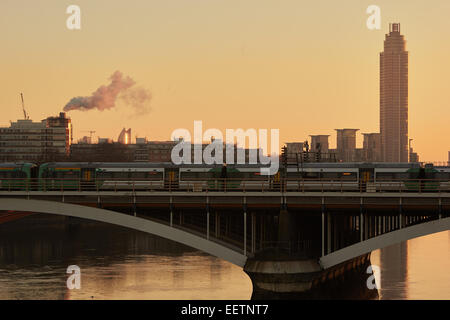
<box><xmin>320</xmin><ymin>217</ymin><xmax>450</xmax><ymax>269</ymax></box>
<box><xmin>0</xmin><ymin>198</ymin><xmax>247</xmax><ymax>267</ymax></box>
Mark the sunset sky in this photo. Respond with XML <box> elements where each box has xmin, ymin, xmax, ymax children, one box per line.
<box><xmin>1</xmin><ymin>0</ymin><xmax>449</xmax><ymax>161</ymax></box>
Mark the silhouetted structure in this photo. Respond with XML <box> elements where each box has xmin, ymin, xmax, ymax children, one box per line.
<box><xmin>0</xmin><ymin>112</ymin><xmax>72</xmax><ymax>163</ymax></box>
<box><xmin>380</xmin><ymin>23</ymin><xmax>409</xmax><ymax>162</ymax></box>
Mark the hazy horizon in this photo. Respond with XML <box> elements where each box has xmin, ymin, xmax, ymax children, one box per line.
<box><xmin>1</xmin><ymin>0</ymin><xmax>449</xmax><ymax>161</ymax></box>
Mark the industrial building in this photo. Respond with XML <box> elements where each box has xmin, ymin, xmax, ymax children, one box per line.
<box><xmin>0</xmin><ymin>112</ymin><xmax>72</xmax><ymax>162</ymax></box>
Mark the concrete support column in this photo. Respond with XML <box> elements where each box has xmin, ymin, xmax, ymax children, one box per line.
<box><xmin>244</xmin><ymin>211</ymin><xmax>247</xmax><ymax>256</ymax></box>
<box><xmin>333</xmin><ymin>215</ymin><xmax>338</xmax><ymax>251</ymax></box>
<box><xmin>360</xmin><ymin>212</ymin><xmax>363</xmax><ymax>242</ymax></box>
<box><xmin>322</xmin><ymin>199</ymin><xmax>325</xmax><ymax>257</ymax></box>
<box><xmin>364</xmin><ymin>213</ymin><xmax>369</xmax><ymax>240</ymax></box>
<box><xmin>321</xmin><ymin>211</ymin><xmax>325</xmax><ymax>257</ymax></box>
<box><xmin>327</xmin><ymin>213</ymin><xmax>332</xmax><ymax>254</ymax></box>
<box><xmin>215</xmin><ymin>212</ymin><xmax>220</xmax><ymax>238</ymax></box>
<box><xmin>372</xmin><ymin>216</ymin><xmax>375</xmax><ymax>237</ymax></box>
<box><xmin>169</xmin><ymin>197</ymin><xmax>173</xmax><ymax>227</ymax></box>
<box><xmin>260</xmin><ymin>216</ymin><xmax>264</xmax><ymax>250</ymax></box>
<box><xmin>206</xmin><ymin>198</ymin><xmax>210</xmax><ymax>240</ymax></box>
<box><xmin>278</xmin><ymin>198</ymin><xmax>291</xmax><ymax>243</ymax></box>
<box><xmin>251</xmin><ymin>212</ymin><xmax>256</xmax><ymax>254</ymax></box>
<box><xmin>207</xmin><ymin>211</ymin><xmax>210</xmax><ymax>240</ymax></box>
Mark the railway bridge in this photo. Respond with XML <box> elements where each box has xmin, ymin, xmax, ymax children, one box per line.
<box><xmin>1</xmin><ymin>183</ymin><xmax>449</xmax><ymax>298</ymax></box>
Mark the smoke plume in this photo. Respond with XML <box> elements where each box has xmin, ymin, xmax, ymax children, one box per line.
<box><xmin>63</xmin><ymin>71</ymin><xmax>151</xmax><ymax>115</ymax></box>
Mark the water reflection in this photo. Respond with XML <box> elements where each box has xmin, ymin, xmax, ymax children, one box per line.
<box><xmin>0</xmin><ymin>214</ymin><xmax>449</xmax><ymax>299</ymax></box>
<box><xmin>0</xmin><ymin>214</ymin><xmax>252</xmax><ymax>300</ymax></box>
<box><xmin>371</xmin><ymin>231</ymin><xmax>450</xmax><ymax>300</ymax></box>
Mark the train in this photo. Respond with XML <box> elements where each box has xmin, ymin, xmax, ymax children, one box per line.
<box><xmin>0</xmin><ymin>162</ymin><xmax>449</xmax><ymax>192</ymax></box>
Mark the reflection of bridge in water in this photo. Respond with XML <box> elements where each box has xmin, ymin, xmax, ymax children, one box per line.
<box><xmin>1</xmin><ymin>179</ymin><xmax>449</xmax><ymax>298</ymax></box>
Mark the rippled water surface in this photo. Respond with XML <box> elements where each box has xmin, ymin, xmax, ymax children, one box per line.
<box><xmin>0</xmin><ymin>215</ymin><xmax>448</xmax><ymax>299</ymax></box>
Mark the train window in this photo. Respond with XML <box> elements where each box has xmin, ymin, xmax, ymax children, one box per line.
<box><xmin>376</xmin><ymin>172</ymin><xmax>394</xmax><ymax>180</ymax></box>
<box><xmin>286</xmin><ymin>172</ymin><xmax>304</xmax><ymax>179</ymax></box>
<box><xmin>131</xmin><ymin>172</ymin><xmax>148</xmax><ymax>179</ymax></box>
<box><xmin>41</xmin><ymin>169</ymin><xmax>55</xmax><ymax>179</ymax></box>
<box><xmin>435</xmin><ymin>172</ymin><xmax>450</xmax><ymax>180</ymax></box>
<box><xmin>112</xmin><ymin>172</ymin><xmax>129</xmax><ymax>179</ymax></box>
<box><xmin>11</xmin><ymin>171</ymin><xmax>27</xmax><ymax>179</ymax></box>
<box><xmin>180</xmin><ymin>171</ymin><xmax>211</xmax><ymax>180</ymax></box>
<box><xmin>377</xmin><ymin>172</ymin><xmax>409</xmax><ymax>180</ymax></box>
<box><xmin>321</xmin><ymin>172</ymin><xmax>340</xmax><ymax>180</ymax></box>
<box><xmin>0</xmin><ymin>171</ymin><xmax>12</xmax><ymax>179</ymax></box>
<box><xmin>96</xmin><ymin>171</ymin><xmax>114</xmax><ymax>179</ymax></box>
<box><xmin>131</xmin><ymin>171</ymin><xmax>163</xmax><ymax>179</ymax></box>
<box><xmin>55</xmin><ymin>170</ymin><xmax>79</xmax><ymax>179</ymax></box>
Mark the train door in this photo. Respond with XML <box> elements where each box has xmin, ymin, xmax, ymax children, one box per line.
<box><xmin>165</xmin><ymin>168</ymin><xmax>179</xmax><ymax>189</ymax></box>
<box><xmin>81</xmin><ymin>168</ymin><xmax>95</xmax><ymax>190</ymax></box>
<box><xmin>359</xmin><ymin>168</ymin><xmax>374</xmax><ymax>192</ymax></box>
<box><xmin>271</xmin><ymin>171</ymin><xmax>281</xmax><ymax>191</ymax></box>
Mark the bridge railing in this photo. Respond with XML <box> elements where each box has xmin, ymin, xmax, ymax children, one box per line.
<box><xmin>0</xmin><ymin>178</ymin><xmax>450</xmax><ymax>193</ymax></box>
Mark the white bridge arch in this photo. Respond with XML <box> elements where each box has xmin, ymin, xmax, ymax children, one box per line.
<box><xmin>0</xmin><ymin>198</ymin><xmax>248</xmax><ymax>267</ymax></box>
<box><xmin>320</xmin><ymin>217</ymin><xmax>450</xmax><ymax>269</ymax></box>
<box><xmin>2</xmin><ymin>198</ymin><xmax>449</xmax><ymax>271</ymax></box>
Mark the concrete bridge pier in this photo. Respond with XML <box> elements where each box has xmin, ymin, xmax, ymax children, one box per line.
<box><xmin>243</xmin><ymin>253</ymin><xmax>375</xmax><ymax>299</ymax></box>
<box><xmin>244</xmin><ymin>205</ymin><xmax>375</xmax><ymax>299</ymax></box>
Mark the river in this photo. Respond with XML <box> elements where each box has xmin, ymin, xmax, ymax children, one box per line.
<box><xmin>0</xmin><ymin>214</ymin><xmax>448</xmax><ymax>299</ymax></box>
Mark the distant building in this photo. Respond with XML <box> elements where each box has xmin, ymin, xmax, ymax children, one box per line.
<box><xmin>70</xmin><ymin>141</ymin><xmax>132</xmax><ymax>162</ymax></box>
<box><xmin>362</xmin><ymin>133</ymin><xmax>382</xmax><ymax>162</ymax></box>
<box><xmin>147</xmin><ymin>141</ymin><xmax>177</xmax><ymax>162</ymax></box>
<box><xmin>0</xmin><ymin>112</ymin><xmax>72</xmax><ymax>162</ymax></box>
<box><xmin>310</xmin><ymin>135</ymin><xmax>329</xmax><ymax>153</ymax></box>
<box><xmin>98</xmin><ymin>137</ymin><xmax>113</xmax><ymax>144</ymax></box>
<box><xmin>380</xmin><ymin>23</ymin><xmax>409</xmax><ymax>162</ymax></box>
<box><xmin>408</xmin><ymin>139</ymin><xmax>419</xmax><ymax>163</ymax></box>
<box><xmin>78</xmin><ymin>136</ymin><xmax>91</xmax><ymax>144</ymax></box>
<box><xmin>335</xmin><ymin>129</ymin><xmax>359</xmax><ymax>162</ymax></box>
<box><xmin>70</xmin><ymin>139</ymin><xmax>262</xmax><ymax>164</ymax></box>
<box><xmin>409</xmin><ymin>151</ymin><xmax>419</xmax><ymax>163</ymax></box>
<box><xmin>136</xmin><ymin>137</ymin><xmax>148</xmax><ymax>145</ymax></box>
<box><xmin>118</xmin><ymin>128</ymin><xmax>131</xmax><ymax>144</ymax></box>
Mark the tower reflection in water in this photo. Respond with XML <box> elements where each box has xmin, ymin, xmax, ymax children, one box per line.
<box><xmin>1</xmin><ymin>214</ymin><xmax>449</xmax><ymax>299</ymax></box>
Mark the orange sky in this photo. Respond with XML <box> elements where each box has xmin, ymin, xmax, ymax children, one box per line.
<box><xmin>1</xmin><ymin>0</ymin><xmax>449</xmax><ymax>161</ymax></box>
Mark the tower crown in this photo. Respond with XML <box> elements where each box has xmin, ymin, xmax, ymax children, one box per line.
<box><xmin>390</xmin><ymin>23</ymin><xmax>400</xmax><ymax>33</ymax></box>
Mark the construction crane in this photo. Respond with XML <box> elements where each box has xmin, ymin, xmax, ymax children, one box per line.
<box><xmin>82</xmin><ymin>130</ymin><xmax>96</xmax><ymax>143</ymax></box>
<box><xmin>20</xmin><ymin>93</ymin><xmax>29</xmax><ymax>120</ymax></box>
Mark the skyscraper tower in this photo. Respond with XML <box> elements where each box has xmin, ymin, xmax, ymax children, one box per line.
<box><xmin>380</xmin><ymin>23</ymin><xmax>409</xmax><ymax>162</ymax></box>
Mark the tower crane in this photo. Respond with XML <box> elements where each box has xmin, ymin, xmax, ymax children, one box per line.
<box><xmin>20</xmin><ymin>93</ymin><xmax>29</xmax><ymax>120</ymax></box>
<box><xmin>82</xmin><ymin>130</ymin><xmax>96</xmax><ymax>142</ymax></box>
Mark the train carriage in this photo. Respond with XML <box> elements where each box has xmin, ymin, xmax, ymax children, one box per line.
<box><xmin>0</xmin><ymin>163</ymin><xmax>36</xmax><ymax>190</ymax></box>
<box><xmin>95</xmin><ymin>164</ymin><xmax>165</xmax><ymax>190</ymax></box>
<box><xmin>39</xmin><ymin>162</ymin><xmax>171</xmax><ymax>191</ymax></box>
<box><xmin>178</xmin><ymin>165</ymin><xmax>271</xmax><ymax>191</ymax></box>
<box><xmin>34</xmin><ymin>161</ymin><xmax>450</xmax><ymax>193</ymax></box>
<box><xmin>286</xmin><ymin>164</ymin><xmax>359</xmax><ymax>191</ymax></box>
